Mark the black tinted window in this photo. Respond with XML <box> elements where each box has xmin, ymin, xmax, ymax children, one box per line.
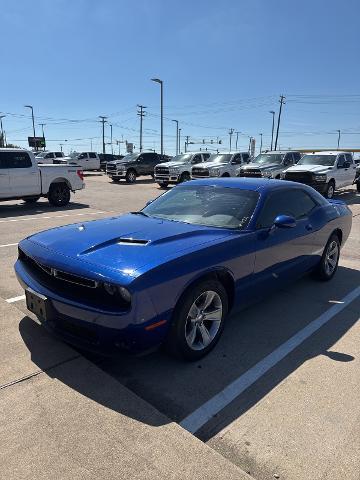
<box><xmin>191</xmin><ymin>155</ymin><xmax>202</xmax><ymax>164</ymax></box>
<box><xmin>337</xmin><ymin>155</ymin><xmax>346</xmax><ymax>167</ymax></box>
<box><xmin>283</xmin><ymin>153</ymin><xmax>293</xmax><ymax>166</ymax></box>
<box><xmin>0</xmin><ymin>151</ymin><xmax>32</xmax><ymax>169</ymax></box>
<box><xmin>242</xmin><ymin>153</ymin><xmax>250</xmax><ymax>162</ymax></box>
<box><xmin>344</xmin><ymin>153</ymin><xmax>353</xmax><ymax>164</ymax></box>
<box><xmin>293</xmin><ymin>152</ymin><xmax>301</xmax><ymax>162</ymax></box>
<box><xmin>257</xmin><ymin>189</ymin><xmax>318</xmax><ymax>229</ymax></box>
<box><xmin>45</xmin><ymin>153</ymin><xmax>54</xmax><ymax>159</ymax></box>
<box><xmin>78</xmin><ymin>153</ymin><xmax>87</xmax><ymax>159</ymax></box>
<box><xmin>88</xmin><ymin>152</ymin><xmax>97</xmax><ymax>158</ymax></box>
<box><xmin>231</xmin><ymin>154</ymin><xmax>242</xmax><ymax>165</ymax></box>
<box><xmin>55</xmin><ymin>152</ymin><xmax>63</xmax><ymax>158</ymax></box>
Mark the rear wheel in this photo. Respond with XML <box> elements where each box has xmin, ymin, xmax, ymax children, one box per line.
<box><xmin>48</xmin><ymin>183</ymin><xmax>70</xmax><ymax>207</ymax></box>
<box><xmin>221</xmin><ymin>172</ymin><xmax>230</xmax><ymax>177</ymax></box>
<box><xmin>158</xmin><ymin>182</ymin><xmax>169</xmax><ymax>189</ymax></box>
<box><xmin>166</xmin><ymin>279</ymin><xmax>228</xmax><ymax>360</ymax></box>
<box><xmin>314</xmin><ymin>233</ymin><xmax>340</xmax><ymax>281</ymax></box>
<box><xmin>180</xmin><ymin>172</ymin><xmax>191</xmax><ymax>182</ymax></box>
<box><xmin>23</xmin><ymin>196</ymin><xmax>40</xmax><ymax>204</ymax></box>
<box><xmin>325</xmin><ymin>180</ymin><xmax>335</xmax><ymax>199</ymax></box>
<box><xmin>125</xmin><ymin>169</ymin><xmax>137</xmax><ymax>183</ymax></box>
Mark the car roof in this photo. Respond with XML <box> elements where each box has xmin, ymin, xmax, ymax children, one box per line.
<box><xmin>303</xmin><ymin>150</ymin><xmax>346</xmax><ymax>155</ymax></box>
<box><xmin>260</xmin><ymin>150</ymin><xmax>300</xmax><ymax>154</ymax></box>
<box><xmin>183</xmin><ymin>177</ymin><xmax>313</xmax><ymax>193</ymax></box>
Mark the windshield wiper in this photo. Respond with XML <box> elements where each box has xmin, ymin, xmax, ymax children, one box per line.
<box><xmin>130</xmin><ymin>211</ymin><xmax>150</xmax><ymax>217</ymax></box>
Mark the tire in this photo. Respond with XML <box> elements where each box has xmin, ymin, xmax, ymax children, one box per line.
<box><xmin>23</xmin><ymin>196</ymin><xmax>40</xmax><ymax>204</ymax></box>
<box><xmin>158</xmin><ymin>182</ymin><xmax>169</xmax><ymax>189</ymax></box>
<box><xmin>221</xmin><ymin>173</ymin><xmax>230</xmax><ymax>177</ymax></box>
<box><xmin>356</xmin><ymin>182</ymin><xmax>360</xmax><ymax>193</ymax></box>
<box><xmin>165</xmin><ymin>279</ymin><xmax>228</xmax><ymax>360</ymax></box>
<box><xmin>125</xmin><ymin>169</ymin><xmax>137</xmax><ymax>183</ymax></box>
<box><xmin>314</xmin><ymin>233</ymin><xmax>340</xmax><ymax>281</ymax></box>
<box><xmin>179</xmin><ymin>172</ymin><xmax>191</xmax><ymax>183</ymax></box>
<box><xmin>112</xmin><ymin>178</ymin><xmax>120</xmax><ymax>183</ymax></box>
<box><xmin>48</xmin><ymin>183</ymin><xmax>71</xmax><ymax>207</ymax></box>
<box><xmin>324</xmin><ymin>180</ymin><xmax>335</xmax><ymax>199</ymax></box>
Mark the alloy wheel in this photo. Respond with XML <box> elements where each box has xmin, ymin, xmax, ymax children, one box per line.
<box><xmin>324</xmin><ymin>240</ymin><xmax>339</xmax><ymax>276</ymax></box>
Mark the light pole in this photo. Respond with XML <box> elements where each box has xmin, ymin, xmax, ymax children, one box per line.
<box><xmin>39</xmin><ymin>123</ymin><xmax>46</xmax><ymax>150</ymax></box>
<box><xmin>259</xmin><ymin>133</ymin><xmax>263</xmax><ymax>153</ymax></box>
<box><xmin>336</xmin><ymin>129</ymin><xmax>341</xmax><ymax>150</ymax></box>
<box><xmin>98</xmin><ymin>116</ymin><xmax>107</xmax><ymax>154</ymax></box>
<box><xmin>151</xmin><ymin>78</ymin><xmax>164</xmax><ymax>156</ymax></box>
<box><xmin>229</xmin><ymin>128</ymin><xmax>234</xmax><ymax>152</ymax></box>
<box><xmin>0</xmin><ymin>115</ymin><xmax>5</xmax><ymax>147</ymax></box>
<box><xmin>178</xmin><ymin>128</ymin><xmax>182</xmax><ymax>154</ymax></box>
<box><xmin>109</xmin><ymin>124</ymin><xmax>113</xmax><ymax>155</ymax></box>
<box><xmin>25</xmin><ymin>105</ymin><xmax>37</xmax><ymax>150</ymax></box>
<box><xmin>235</xmin><ymin>131</ymin><xmax>240</xmax><ymax>151</ymax></box>
<box><xmin>269</xmin><ymin>111</ymin><xmax>275</xmax><ymax>151</ymax></box>
<box><xmin>172</xmin><ymin>119</ymin><xmax>179</xmax><ymax>155</ymax></box>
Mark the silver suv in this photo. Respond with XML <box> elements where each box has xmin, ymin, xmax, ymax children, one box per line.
<box><xmin>239</xmin><ymin>151</ymin><xmax>302</xmax><ymax>179</ymax></box>
<box><xmin>191</xmin><ymin>152</ymin><xmax>250</xmax><ymax>179</ymax></box>
<box><xmin>154</xmin><ymin>152</ymin><xmax>210</xmax><ymax>187</ymax></box>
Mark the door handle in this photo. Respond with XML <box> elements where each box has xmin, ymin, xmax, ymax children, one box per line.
<box><xmin>306</xmin><ymin>224</ymin><xmax>313</xmax><ymax>231</ymax></box>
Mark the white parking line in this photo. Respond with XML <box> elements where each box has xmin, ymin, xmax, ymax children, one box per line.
<box><xmin>6</xmin><ymin>295</ymin><xmax>25</xmax><ymax>303</ymax></box>
<box><xmin>180</xmin><ymin>285</ymin><xmax>360</xmax><ymax>434</ymax></box>
<box><xmin>0</xmin><ymin>211</ymin><xmax>107</xmax><ymax>224</ymax></box>
<box><xmin>0</xmin><ymin>243</ymin><xmax>18</xmax><ymax>248</ymax></box>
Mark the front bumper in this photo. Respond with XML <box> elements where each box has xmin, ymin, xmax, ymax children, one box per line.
<box><xmin>154</xmin><ymin>174</ymin><xmax>179</xmax><ymax>184</ymax></box>
<box><xmin>15</xmin><ymin>260</ymin><xmax>168</xmax><ymax>355</ymax></box>
<box><xmin>107</xmin><ymin>171</ymin><xmax>126</xmax><ymax>178</ymax></box>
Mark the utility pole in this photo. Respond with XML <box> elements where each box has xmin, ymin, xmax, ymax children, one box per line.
<box><xmin>178</xmin><ymin>128</ymin><xmax>182</xmax><ymax>154</ymax></box>
<box><xmin>235</xmin><ymin>131</ymin><xmax>240</xmax><ymax>151</ymax></box>
<box><xmin>151</xmin><ymin>78</ymin><xmax>164</xmax><ymax>155</ymax></box>
<box><xmin>336</xmin><ymin>129</ymin><xmax>341</xmax><ymax>150</ymax></box>
<box><xmin>25</xmin><ymin>105</ymin><xmax>37</xmax><ymax>150</ymax></box>
<box><xmin>185</xmin><ymin>135</ymin><xmax>190</xmax><ymax>153</ymax></box>
<box><xmin>137</xmin><ymin>105</ymin><xmax>147</xmax><ymax>152</ymax></box>
<box><xmin>259</xmin><ymin>133</ymin><xmax>263</xmax><ymax>153</ymax></box>
<box><xmin>39</xmin><ymin>123</ymin><xmax>46</xmax><ymax>150</ymax></box>
<box><xmin>98</xmin><ymin>116</ymin><xmax>107</xmax><ymax>154</ymax></box>
<box><xmin>109</xmin><ymin>124</ymin><xmax>114</xmax><ymax>155</ymax></box>
<box><xmin>172</xmin><ymin>119</ymin><xmax>179</xmax><ymax>155</ymax></box>
<box><xmin>0</xmin><ymin>115</ymin><xmax>5</xmax><ymax>148</ymax></box>
<box><xmin>60</xmin><ymin>143</ymin><xmax>63</xmax><ymax>152</ymax></box>
<box><xmin>229</xmin><ymin>128</ymin><xmax>234</xmax><ymax>152</ymax></box>
<box><xmin>274</xmin><ymin>95</ymin><xmax>285</xmax><ymax>151</ymax></box>
<box><xmin>269</xmin><ymin>111</ymin><xmax>275</xmax><ymax>151</ymax></box>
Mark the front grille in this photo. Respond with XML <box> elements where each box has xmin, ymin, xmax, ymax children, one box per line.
<box><xmin>240</xmin><ymin>169</ymin><xmax>262</xmax><ymax>177</ymax></box>
<box><xmin>284</xmin><ymin>171</ymin><xmax>314</xmax><ymax>183</ymax></box>
<box><xmin>155</xmin><ymin>166</ymin><xmax>169</xmax><ymax>175</ymax></box>
<box><xmin>19</xmin><ymin>248</ymin><xmax>129</xmax><ymax>311</ymax></box>
<box><xmin>192</xmin><ymin>168</ymin><xmax>209</xmax><ymax>177</ymax></box>
<box><xmin>106</xmin><ymin>164</ymin><xmax>117</xmax><ymax>172</ymax></box>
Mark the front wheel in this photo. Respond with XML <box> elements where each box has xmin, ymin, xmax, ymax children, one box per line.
<box><xmin>166</xmin><ymin>279</ymin><xmax>228</xmax><ymax>360</ymax></box>
<box><xmin>179</xmin><ymin>172</ymin><xmax>191</xmax><ymax>183</ymax></box>
<box><xmin>125</xmin><ymin>169</ymin><xmax>137</xmax><ymax>183</ymax></box>
<box><xmin>314</xmin><ymin>233</ymin><xmax>340</xmax><ymax>281</ymax></box>
<box><xmin>158</xmin><ymin>182</ymin><xmax>169</xmax><ymax>189</ymax></box>
<box><xmin>48</xmin><ymin>183</ymin><xmax>71</xmax><ymax>207</ymax></box>
<box><xmin>324</xmin><ymin>180</ymin><xmax>335</xmax><ymax>199</ymax></box>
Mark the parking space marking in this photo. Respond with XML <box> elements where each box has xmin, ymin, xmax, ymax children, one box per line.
<box><xmin>0</xmin><ymin>243</ymin><xmax>18</xmax><ymax>248</ymax></box>
<box><xmin>6</xmin><ymin>295</ymin><xmax>25</xmax><ymax>303</ymax></box>
<box><xmin>0</xmin><ymin>211</ymin><xmax>107</xmax><ymax>224</ymax></box>
<box><xmin>180</xmin><ymin>285</ymin><xmax>360</xmax><ymax>434</ymax></box>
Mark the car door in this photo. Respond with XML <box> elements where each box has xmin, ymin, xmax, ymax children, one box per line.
<box><xmin>0</xmin><ymin>152</ymin><xmax>10</xmax><ymax>198</ymax></box>
<box><xmin>254</xmin><ymin>188</ymin><xmax>322</xmax><ymax>289</ymax></box>
<box><xmin>8</xmin><ymin>151</ymin><xmax>40</xmax><ymax>196</ymax></box>
<box><xmin>88</xmin><ymin>152</ymin><xmax>99</xmax><ymax>170</ymax></box>
<box><xmin>136</xmin><ymin>154</ymin><xmax>147</xmax><ymax>175</ymax></box>
<box><xmin>147</xmin><ymin>153</ymin><xmax>159</xmax><ymax>174</ymax></box>
<box><xmin>230</xmin><ymin>154</ymin><xmax>242</xmax><ymax>175</ymax></box>
<box><xmin>344</xmin><ymin>153</ymin><xmax>357</xmax><ymax>185</ymax></box>
<box><xmin>335</xmin><ymin>154</ymin><xmax>349</xmax><ymax>187</ymax></box>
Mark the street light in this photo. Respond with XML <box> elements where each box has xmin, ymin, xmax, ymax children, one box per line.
<box><xmin>178</xmin><ymin>128</ymin><xmax>182</xmax><ymax>154</ymax></box>
<box><xmin>25</xmin><ymin>105</ymin><xmax>37</xmax><ymax>150</ymax></box>
<box><xmin>151</xmin><ymin>78</ymin><xmax>164</xmax><ymax>156</ymax></box>
<box><xmin>269</xmin><ymin>111</ymin><xmax>275</xmax><ymax>151</ymax></box>
<box><xmin>336</xmin><ymin>129</ymin><xmax>341</xmax><ymax>150</ymax></box>
<box><xmin>172</xmin><ymin>120</ymin><xmax>179</xmax><ymax>155</ymax></box>
<box><xmin>0</xmin><ymin>115</ymin><xmax>6</xmax><ymax>147</ymax></box>
<box><xmin>109</xmin><ymin>124</ymin><xmax>113</xmax><ymax>155</ymax></box>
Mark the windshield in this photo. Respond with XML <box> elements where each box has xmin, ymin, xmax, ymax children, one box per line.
<box><xmin>297</xmin><ymin>154</ymin><xmax>336</xmax><ymax>166</ymax></box>
<box><xmin>69</xmin><ymin>151</ymin><xmax>80</xmax><ymax>158</ymax></box>
<box><xmin>35</xmin><ymin>151</ymin><xmax>48</xmax><ymax>158</ymax></box>
<box><xmin>142</xmin><ymin>185</ymin><xmax>259</xmax><ymax>229</ymax></box>
<box><xmin>253</xmin><ymin>154</ymin><xmax>284</xmax><ymax>165</ymax></box>
<box><xmin>208</xmin><ymin>154</ymin><xmax>233</xmax><ymax>164</ymax></box>
<box><xmin>170</xmin><ymin>154</ymin><xmax>193</xmax><ymax>163</ymax></box>
<box><xmin>120</xmin><ymin>153</ymin><xmax>139</xmax><ymax>162</ymax></box>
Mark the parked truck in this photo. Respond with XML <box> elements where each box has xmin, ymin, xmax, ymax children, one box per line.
<box><xmin>0</xmin><ymin>149</ymin><xmax>85</xmax><ymax>206</ymax></box>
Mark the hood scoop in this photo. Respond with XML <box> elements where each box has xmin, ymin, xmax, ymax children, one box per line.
<box><xmin>117</xmin><ymin>238</ymin><xmax>150</xmax><ymax>245</ymax></box>
<box><xmin>80</xmin><ymin>237</ymin><xmax>150</xmax><ymax>256</ymax></box>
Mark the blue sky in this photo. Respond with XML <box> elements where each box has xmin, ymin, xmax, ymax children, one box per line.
<box><xmin>1</xmin><ymin>0</ymin><xmax>360</xmax><ymax>155</ymax></box>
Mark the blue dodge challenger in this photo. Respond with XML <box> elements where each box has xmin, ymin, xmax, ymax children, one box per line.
<box><xmin>15</xmin><ymin>178</ymin><xmax>352</xmax><ymax>360</ymax></box>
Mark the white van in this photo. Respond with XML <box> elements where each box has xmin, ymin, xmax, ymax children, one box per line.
<box><xmin>282</xmin><ymin>151</ymin><xmax>357</xmax><ymax>198</ymax></box>
<box><xmin>61</xmin><ymin>152</ymin><xmax>100</xmax><ymax>171</ymax></box>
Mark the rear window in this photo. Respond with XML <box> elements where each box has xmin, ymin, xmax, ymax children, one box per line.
<box><xmin>89</xmin><ymin>152</ymin><xmax>97</xmax><ymax>158</ymax></box>
<box><xmin>0</xmin><ymin>151</ymin><xmax>32</xmax><ymax>168</ymax></box>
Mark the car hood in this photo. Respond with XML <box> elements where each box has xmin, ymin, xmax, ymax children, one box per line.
<box><xmin>286</xmin><ymin>164</ymin><xmax>333</xmax><ymax>174</ymax></box>
<box><xmin>242</xmin><ymin>162</ymin><xmax>281</xmax><ymax>171</ymax></box>
<box><xmin>23</xmin><ymin>214</ymin><xmax>234</xmax><ymax>279</ymax></box>
<box><xmin>157</xmin><ymin>161</ymin><xmax>188</xmax><ymax>168</ymax></box>
<box><xmin>193</xmin><ymin>161</ymin><xmax>227</xmax><ymax>169</ymax></box>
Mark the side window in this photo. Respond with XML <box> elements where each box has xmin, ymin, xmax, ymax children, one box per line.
<box><xmin>283</xmin><ymin>153</ymin><xmax>293</xmax><ymax>166</ymax></box>
<box><xmin>231</xmin><ymin>154</ymin><xmax>242</xmax><ymax>165</ymax></box>
<box><xmin>191</xmin><ymin>155</ymin><xmax>202</xmax><ymax>164</ymax></box>
<box><xmin>45</xmin><ymin>153</ymin><xmax>53</xmax><ymax>159</ymax></box>
<box><xmin>293</xmin><ymin>152</ymin><xmax>301</xmax><ymax>163</ymax></box>
<box><xmin>242</xmin><ymin>153</ymin><xmax>250</xmax><ymax>163</ymax></box>
<box><xmin>344</xmin><ymin>153</ymin><xmax>353</xmax><ymax>164</ymax></box>
<box><xmin>6</xmin><ymin>152</ymin><xmax>32</xmax><ymax>169</ymax></box>
<box><xmin>202</xmin><ymin>153</ymin><xmax>210</xmax><ymax>161</ymax></box>
<box><xmin>0</xmin><ymin>153</ymin><xmax>8</xmax><ymax>169</ymax></box>
<box><xmin>256</xmin><ymin>189</ymin><xmax>318</xmax><ymax>229</ymax></box>
<box><xmin>78</xmin><ymin>153</ymin><xmax>87</xmax><ymax>160</ymax></box>
<box><xmin>88</xmin><ymin>152</ymin><xmax>97</xmax><ymax>159</ymax></box>
<box><xmin>55</xmin><ymin>152</ymin><xmax>63</xmax><ymax>158</ymax></box>
<box><xmin>337</xmin><ymin>155</ymin><xmax>345</xmax><ymax>168</ymax></box>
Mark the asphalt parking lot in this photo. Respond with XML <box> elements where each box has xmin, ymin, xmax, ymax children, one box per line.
<box><xmin>1</xmin><ymin>173</ymin><xmax>359</xmax><ymax>480</ymax></box>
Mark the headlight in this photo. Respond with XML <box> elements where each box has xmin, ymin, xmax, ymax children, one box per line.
<box><xmin>169</xmin><ymin>167</ymin><xmax>179</xmax><ymax>174</ymax></box>
<box><xmin>103</xmin><ymin>283</ymin><xmax>131</xmax><ymax>303</ymax></box>
<box><xmin>210</xmin><ymin>168</ymin><xmax>220</xmax><ymax>176</ymax></box>
<box><xmin>313</xmin><ymin>174</ymin><xmax>327</xmax><ymax>182</ymax></box>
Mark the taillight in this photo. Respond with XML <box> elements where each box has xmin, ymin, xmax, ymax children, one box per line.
<box><xmin>77</xmin><ymin>169</ymin><xmax>84</xmax><ymax>181</ymax></box>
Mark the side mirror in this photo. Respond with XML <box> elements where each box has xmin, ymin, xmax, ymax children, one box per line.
<box><xmin>343</xmin><ymin>161</ymin><xmax>351</xmax><ymax>168</ymax></box>
<box><xmin>273</xmin><ymin>214</ymin><xmax>296</xmax><ymax>229</ymax></box>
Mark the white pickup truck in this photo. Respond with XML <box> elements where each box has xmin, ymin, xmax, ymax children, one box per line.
<box><xmin>0</xmin><ymin>149</ymin><xmax>85</xmax><ymax>206</ymax></box>
<box><xmin>191</xmin><ymin>152</ymin><xmax>250</xmax><ymax>178</ymax></box>
<box><xmin>282</xmin><ymin>151</ymin><xmax>358</xmax><ymax>198</ymax></box>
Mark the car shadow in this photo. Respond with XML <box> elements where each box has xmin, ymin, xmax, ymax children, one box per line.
<box><xmin>0</xmin><ymin>201</ymin><xmax>90</xmax><ymax>219</ymax></box>
<box><xmin>334</xmin><ymin>187</ymin><xmax>360</xmax><ymax>205</ymax></box>
<box><xmin>18</xmin><ymin>265</ymin><xmax>360</xmax><ymax>435</ymax></box>
<box><xmin>110</xmin><ymin>178</ymin><xmax>155</xmax><ymax>186</ymax></box>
